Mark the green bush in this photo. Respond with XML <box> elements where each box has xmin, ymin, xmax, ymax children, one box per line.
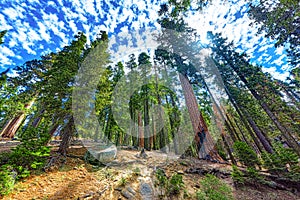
<box><xmin>168</xmin><ymin>173</ymin><xmax>184</xmax><ymax>195</ymax></box>
<box><xmin>198</xmin><ymin>174</ymin><xmax>233</xmax><ymax>200</ymax></box>
<box><xmin>233</xmin><ymin>141</ymin><xmax>260</xmax><ymax>166</ymax></box>
<box><xmin>9</xmin><ymin>126</ymin><xmax>50</xmax><ymax>171</ymax></box>
<box><xmin>196</xmin><ymin>190</ymin><xmax>207</xmax><ymax>200</ymax></box>
<box><xmin>231</xmin><ymin>165</ymin><xmax>245</xmax><ymax>185</ymax></box>
<box><xmin>154</xmin><ymin>170</ymin><xmax>185</xmax><ymax>196</ymax></box>
<box><xmin>0</xmin><ymin>125</ymin><xmax>51</xmax><ymax>195</ymax></box>
<box><xmin>261</xmin><ymin>142</ymin><xmax>300</xmax><ymax>180</ymax></box>
<box><xmin>0</xmin><ymin>165</ymin><xmax>16</xmax><ymax>196</ymax></box>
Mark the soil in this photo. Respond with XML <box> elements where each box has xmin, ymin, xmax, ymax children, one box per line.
<box><xmin>1</xmin><ymin>142</ymin><xmax>299</xmax><ymax>200</ymax></box>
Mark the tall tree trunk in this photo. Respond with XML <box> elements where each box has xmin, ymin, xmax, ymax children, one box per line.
<box><xmin>138</xmin><ymin>112</ymin><xmax>144</xmax><ymax>149</ymax></box>
<box><xmin>0</xmin><ymin>113</ymin><xmax>25</xmax><ymax>138</ymax></box>
<box><xmin>151</xmin><ymin>111</ymin><xmax>156</xmax><ymax>150</ymax></box>
<box><xmin>32</xmin><ymin>109</ymin><xmax>45</xmax><ymax>128</ymax></box>
<box><xmin>144</xmin><ymin>97</ymin><xmax>150</xmax><ymax>150</ymax></box>
<box><xmin>153</xmin><ymin>64</ymin><xmax>167</xmax><ymax>152</ymax></box>
<box><xmin>169</xmin><ymin>94</ymin><xmax>179</xmax><ymax>155</ymax></box>
<box><xmin>224</xmin><ymin>119</ymin><xmax>238</xmax><ymax>142</ymax></box>
<box><xmin>49</xmin><ymin>123</ymin><xmax>59</xmax><ymax>137</ymax></box>
<box><xmin>242</xmin><ymin>108</ymin><xmax>274</xmax><ymax>154</ymax></box>
<box><xmin>224</xmin><ymin>87</ymin><xmax>263</xmax><ymax>153</ymax></box>
<box><xmin>212</xmin><ymin>103</ymin><xmax>236</xmax><ymax>164</ymax></box>
<box><xmin>228</xmin><ymin>61</ymin><xmax>300</xmax><ymax>155</ymax></box>
<box><xmin>231</xmin><ymin>113</ymin><xmax>251</xmax><ymax>145</ymax></box>
<box><xmin>226</xmin><ymin>113</ymin><xmax>242</xmax><ymax>141</ymax></box>
<box><xmin>178</xmin><ymin>73</ymin><xmax>220</xmax><ymax>159</ymax></box>
<box><xmin>224</xmin><ymin>86</ymin><xmax>273</xmax><ymax>153</ymax></box>
<box><xmin>58</xmin><ymin>116</ymin><xmax>75</xmax><ymax>156</ymax></box>
<box><xmin>132</xmin><ymin>111</ymin><xmax>138</xmax><ymax>147</ymax></box>
<box><xmin>1</xmin><ymin>100</ymin><xmax>34</xmax><ymax>138</ymax></box>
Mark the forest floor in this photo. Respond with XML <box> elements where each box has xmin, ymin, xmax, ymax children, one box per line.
<box><xmin>1</xmin><ymin>141</ymin><xmax>299</xmax><ymax>200</ymax></box>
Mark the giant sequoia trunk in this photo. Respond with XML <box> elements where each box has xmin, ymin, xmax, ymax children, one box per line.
<box><xmin>178</xmin><ymin>73</ymin><xmax>220</xmax><ymax>160</ymax></box>
<box><xmin>1</xmin><ymin>100</ymin><xmax>34</xmax><ymax>138</ymax></box>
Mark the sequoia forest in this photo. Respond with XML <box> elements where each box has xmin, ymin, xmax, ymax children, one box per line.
<box><xmin>0</xmin><ymin>0</ymin><xmax>299</xmax><ymax>199</ymax></box>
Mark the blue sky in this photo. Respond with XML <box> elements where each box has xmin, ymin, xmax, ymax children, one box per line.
<box><xmin>0</xmin><ymin>0</ymin><xmax>292</xmax><ymax>80</ymax></box>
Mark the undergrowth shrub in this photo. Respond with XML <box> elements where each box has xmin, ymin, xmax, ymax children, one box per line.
<box><xmin>231</xmin><ymin>165</ymin><xmax>245</xmax><ymax>185</ymax></box>
<box><xmin>0</xmin><ymin>165</ymin><xmax>16</xmax><ymax>196</ymax></box>
<box><xmin>0</xmin><ymin>124</ymin><xmax>51</xmax><ymax>196</ymax></box>
<box><xmin>197</xmin><ymin>174</ymin><xmax>233</xmax><ymax>200</ymax></box>
<box><xmin>233</xmin><ymin>141</ymin><xmax>260</xmax><ymax>167</ymax></box>
<box><xmin>154</xmin><ymin>169</ymin><xmax>185</xmax><ymax>197</ymax></box>
<box><xmin>168</xmin><ymin>173</ymin><xmax>184</xmax><ymax>195</ymax></box>
<box><xmin>261</xmin><ymin>142</ymin><xmax>300</xmax><ymax>180</ymax></box>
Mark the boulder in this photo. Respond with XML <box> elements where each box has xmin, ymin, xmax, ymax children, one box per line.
<box><xmin>84</xmin><ymin>145</ymin><xmax>117</xmax><ymax>165</ymax></box>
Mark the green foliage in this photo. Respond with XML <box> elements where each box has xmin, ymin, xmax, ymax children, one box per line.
<box><xmin>196</xmin><ymin>190</ymin><xmax>207</xmax><ymax>200</ymax></box>
<box><xmin>216</xmin><ymin>141</ymin><xmax>227</xmax><ymax>161</ymax></box>
<box><xmin>132</xmin><ymin>167</ymin><xmax>141</xmax><ymax>176</ymax></box>
<box><xmin>233</xmin><ymin>141</ymin><xmax>260</xmax><ymax>166</ymax></box>
<box><xmin>231</xmin><ymin>165</ymin><xmax>245</xmax><ymax>185</ymax></box>
<box><xmin>0</xmin><ymin>30</ymin><xmax>7</xmax><ymax>44</ymax></box>
<box><xmin>197</xmin><ymin>174</ymin><xmax>233</xmax><ymax>200</ymax></box>
<box><xmin>155</xmin><ymin>169</ymin><xmax>185</xmax><ymax>196</ymax></box>
<box><xmin>0</xmin><ymin>165</ymin><xmax>16</xmax><ymax>196</ymax></box>
<box><xmin>118</xmin><ymin>176</ymin><xmax>128</xmax><ymax>186</ymax></box>
<box><xmin>9</xmin><ymin>126</ymin><xmax>51</xmax><ymax>172</ymax></box>
<box><xmin>246</xmin><ymin>167</ymin><xmax>260</xmax><ymax>180</ymax></box>
<box><xmin>168</xmin><ymin>173</ymin><xmax>184</xmax><ymax>195</ymax></box>
<box><xmin>0</xmin><ymin>124</ymin><xmax>50</xmax><ymax>195</ymax></box>
<box><xmin>261</xmin><ymin>142</ymin><xmax>300</xmax><ymax>180</ymax></box>
<box><xmin>155</xmin><ymin>168</ymin><xmax>168</xmax><ymax>189</ymax></box>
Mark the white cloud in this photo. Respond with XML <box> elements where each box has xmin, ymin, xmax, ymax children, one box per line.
<box><xmin>257</xmin><ymin>43</ymin><xmax>274</xmax><ymax>53</ymax></box>
<box><xmin>2</xmin><ymin>8</ymin><xmax>19</xmax><ymax>20</ymax></box>
<box><xmin>69</xmin><ymin>20</ymin><xmax>78</xmax><ymax>33</ymax></box>
<box><xmin>83</xmin><ymin>0</ymin><xmax>98</xmax><ymax>19</ymax></box>
<box><xmin>0</xmin><ymin>46</ymin><xmax>15</xmax><ymax>56</ymax></box>
<box><xmin>0</xmin><ymin>0</ymin><xmax>289</xmax><ymax>81</ymax></box>
<box><xmin>23</xmin><ymin>43</ymin><xmax>36</xmax><ymax>55</ymax></box>
<box><xmin>262</xmin><ymin>67</ymin><xmax>289</xmax><ymax>81</ymax></box>
<box><xmin>37</xmin><ymin>22</ymin><xmax>51</xmax><ymax>41</ymax></box>
<box><xmin>271</xmin><ymin>54</ymin><xmax>285</xmax><ymax>66</ymax></box>
<box><xmin>27</xmin><ymin>0</ymin><xmax>39</xmax><ymax>3</ymax></box>
<box><xmin>28</xmin><ymin>29</ymin><xmax>41</xmax><ymax>42</ymax></box>
<box><xmin>0</xmin><ymin>14</ymin><xmax>13</xmax><ymax>31</ymax></box>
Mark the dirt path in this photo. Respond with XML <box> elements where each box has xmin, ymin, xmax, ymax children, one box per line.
<box><xmin>2</xmin><ymin>145</ymin><xmax>300</xmax><ymax>200</ymax></box>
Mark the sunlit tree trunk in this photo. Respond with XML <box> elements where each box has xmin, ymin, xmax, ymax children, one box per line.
<box><xmin>1</xmin><ymin>100</ymin><xmax>34</xmax><ymax>138</ymax></box>
<box><xmin>178</xmin><ymin>73</ymin><xmax>220</xmax><ymax>159</ymax></box>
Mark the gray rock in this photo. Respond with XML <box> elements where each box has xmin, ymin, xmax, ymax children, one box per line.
<box><xmin>139</xmin><ymin>182</ymin><xmax>153</xmax><ymax>200</ymax></box>
<box><xmin>126</xmin><ymin>186</ymin><xmax>136</xmax><ymax>195</ymax></box>
<box><xmin>121</xmin><ymin>189</ymin><xmax>134</xmax><ymax>199</ymax></box>
<box><xmin>160</xmin><ymin>146</ymin><xmax>169</xmax><ymax>153</ymax></box>
<box><xmin>84</xmin><ymin>145</ymin><xmax>117</xmax><ymax>165</ymax></box>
